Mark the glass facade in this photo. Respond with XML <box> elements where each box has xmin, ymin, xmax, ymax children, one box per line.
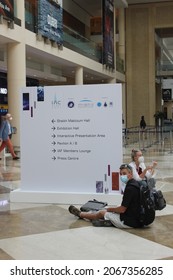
<box><xmin>63</xmin><ymin>25</ymin><xmax>102</xmax><ymax>62</ymax></box>
<box><xmin>23</xmin><ymin>1</ymin><xmax>124</xmax><ymax>71</ymax></box>
<box><xmin>24</xmin><ymin>0</ymin><xmax>103</xmax><ymax>63</ymax></box>
<box><xmin>25</xmin><ymin>0</ymin><xmax>37</xmax><ymax>32</ymax></box>
<box><xmin>14</xmin><ymin>0</ymin><xmax>17</xmax><ymax>17</ymax></box>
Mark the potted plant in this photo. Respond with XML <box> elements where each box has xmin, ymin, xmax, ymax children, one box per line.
<box><xmin>154</xmin><ymin>111</ymin><xmax>165</xmax><ymax>127</ymax></box>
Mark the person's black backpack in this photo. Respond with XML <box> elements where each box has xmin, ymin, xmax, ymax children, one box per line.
<box><xmin>147</xmin><ymin>178</ymin><xmax>166</xmax><ymax>211</ymax></box>
<box><xmin>137</xmin><ymin>179</ymin><xmax>166</xmax><ymax>226</ymax></box>
<box><xmin>152</xmin><ymin>189</ymin><xmax>166</xmax><ymax>210</ymax></box>
<box><xmin>139</xmin><ymin>184</ymin><xmax>156</xmax><ymax>226</ymax></box>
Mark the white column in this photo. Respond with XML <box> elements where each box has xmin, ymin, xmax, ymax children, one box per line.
<box><xmin>7</xmin><ymin>0</ymin><xmax>25</xmax><ymax>147</ymax></box>
<box><xmin>7</xmin><ymin>42</ymin><xmax>26</xmax><ymax>147</ymax></box>
<box><xmin>114</xmin><ymin>7</ymin><xmax>116</xmax><ymax>71</ymax></box>
<box><xmin>16</xmin><ymin>0</ymin><xmax>25</xmax><ymax>26</ymax></box>
<box><xmin>75</xmin><ymin>66</ymin><xmax>83</xmax><ymax>85</ymax></box>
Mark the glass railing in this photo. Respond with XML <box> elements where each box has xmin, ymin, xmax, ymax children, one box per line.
<box><xmin>25</xmin><ymin>18</ymin><xmax>126</xmax><ymax>70</ymax></box>
<box><xmin>156</xmin><ymin>61</ymin><xmax>173</xmax><ymax>73</ymax></box>
<box><xmin>63</xmin><ymin>25</ymin><xmax>102</xmax><ymax>63</ymax></box>
<box><xmin>161</xmin><ymin>64</ymin><xmax>173</xmax><ymax>71</ymax></box>
<box><xmin>116</xmin><ymin>55</ymin><xmax>125</xmax><ymax>74</ymax></box>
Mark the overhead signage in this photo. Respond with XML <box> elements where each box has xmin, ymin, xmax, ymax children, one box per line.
<box><xmin>37</xmin><ymin>0</ymin><xmax>63</xmax><ymax>44</ymax></box>
<box><xmin>162</xmin><ymin>89</ymin><xmax>172</xmax><ymax>101</ymax></box>
<box><xmin>162</xmin><ymin>79</ymin><xmax>173</xmax><ymax>101</ymax></box>
<box><xmin>102</xmin><ymin>0</ymin><xmax>114</xmax><ymax>69</ymax></box>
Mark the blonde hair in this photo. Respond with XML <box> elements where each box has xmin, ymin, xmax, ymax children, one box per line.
<box><xmin>131</xmin><ymin>149</ymin><xmax>140</xmax><ymax>161</ymax></box>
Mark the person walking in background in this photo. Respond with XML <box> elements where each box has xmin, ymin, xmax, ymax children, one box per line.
<box><xmin>0</xmin><ymin>114</ymin><xmax>19</xmax><ymax>160</ymax></box>
<box><xmin>140</xmin><ymin>115</ymin><xmax>146</xmax><ymax>130</ymax></box>
<box><xmin>140</xmin><ymin>115</ymin><xmax>147</xmax><ymax>145</ymax></box>
<box><xmin>5</xmin><ymin>113</ymin><xmax>13</xmax><ymax>139</ymax></box>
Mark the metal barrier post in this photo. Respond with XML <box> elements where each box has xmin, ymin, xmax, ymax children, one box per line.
<box><xmin>169</xmin><ymin>130</ymin><xmax>173</xmax><ymax>154</ymax></box>
<box><xmin>142</xmin><ymin>131</ymin><xmax>145</xmax><ymax>150</ymax></box>
<box><xmin>149</xmin><ymin>129</ymin><xmax>151</xmax><ymax>146</ymax></box>
<box><xmin>138</xmin><ymin>130</ymin><xmax>141</xmax><ymax>150</ymax></box>
<box><xmin>125</xmin><ymin>125</ymin><xmax>156</xmax><ymax>149</ymax></box>
<box><xmin>147</xmin><ymin>129</ymin><xmax>150</xmax><ymax>147</ymax></box>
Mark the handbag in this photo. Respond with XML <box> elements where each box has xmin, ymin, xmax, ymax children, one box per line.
<box><xmin>80</xmin><ymin>199</ymin><xmax>108</xmax><ymax>212</ymax></box>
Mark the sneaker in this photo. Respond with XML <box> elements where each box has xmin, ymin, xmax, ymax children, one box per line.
<box><xmin>68</xmin><ymin>205</ymin><xmax>81</xmax><ymax>218</ymax></box>
<box><xmin>92</xmin><ymin>219</ymin><xmax>113</xmax><ymax>227</ymax></box>
<box><xmin>13</xmin><ymin>157</ymin><xmax>20</xmax><ymax>160</ymax></box>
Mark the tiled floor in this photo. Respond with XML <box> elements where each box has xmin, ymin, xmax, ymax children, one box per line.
<box><xmin>0</xmin><ymin>144</ymin><xmax>173</xmax><ymax>260</ymax></box>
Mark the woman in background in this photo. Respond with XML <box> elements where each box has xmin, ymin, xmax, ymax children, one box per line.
<box><xmin>129</xmin><ymin>149</ymin><xmax>157</xmax><ymax>183</ymax></box>
<box><xmin>0</xmin><ymin>114</ymin><xmax>19</xmax><ymax>160</ymax></box>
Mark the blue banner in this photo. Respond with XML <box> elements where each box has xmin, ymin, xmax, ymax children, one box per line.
<box><xmin>37</xmin><ymin>0</ymin><xmax>63</xmax><ymax>44</ymax></box>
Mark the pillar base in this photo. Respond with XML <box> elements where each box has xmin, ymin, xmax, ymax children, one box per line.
<box><xmin>10</xmin><ymin>189</ymin><xmax>122</xmax><ymax>205</ymax></box>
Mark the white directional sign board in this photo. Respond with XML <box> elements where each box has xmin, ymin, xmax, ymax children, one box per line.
<box><xmin>12</xmin><ymin>84</ymin><xmax>123</xmax><ymax>203</ymax></box>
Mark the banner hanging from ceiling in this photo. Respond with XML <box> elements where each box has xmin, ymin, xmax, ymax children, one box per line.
<box><xmin>0</xmin><ymin>0</ymin><xmax>14</xmax><ymax>20</ymax></box>
<box><xmin>37</xmin><ymin>0</ymin><xmax>63</xmax><ymax>44</ymax></box>
<box><xmin>102</xmin><ymin>0</ymin><xmax>114</xmax><ymax>69</ymax></box>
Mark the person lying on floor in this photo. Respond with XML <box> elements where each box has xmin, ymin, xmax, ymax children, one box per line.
<box><xmin>69</xmin><ymin>164</ymin><xmax>142</xmax><ymax>228</ymax></box>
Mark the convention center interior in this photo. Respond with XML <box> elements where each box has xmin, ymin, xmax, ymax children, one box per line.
<box><xmin>0</xmin><ymin>0</ymin><xmax>173</xmax><ymax>260</ymax></box>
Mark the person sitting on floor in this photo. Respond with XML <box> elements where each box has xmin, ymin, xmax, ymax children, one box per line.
<box><xmin>69</xmin><ymin>164</ymin><xmax>143</xmax><ymax>228</ymax></box>
<box><xmin>129</xmin><ymin>149</ymin><xmax>157</xmax><ymax>184</ymax></box>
